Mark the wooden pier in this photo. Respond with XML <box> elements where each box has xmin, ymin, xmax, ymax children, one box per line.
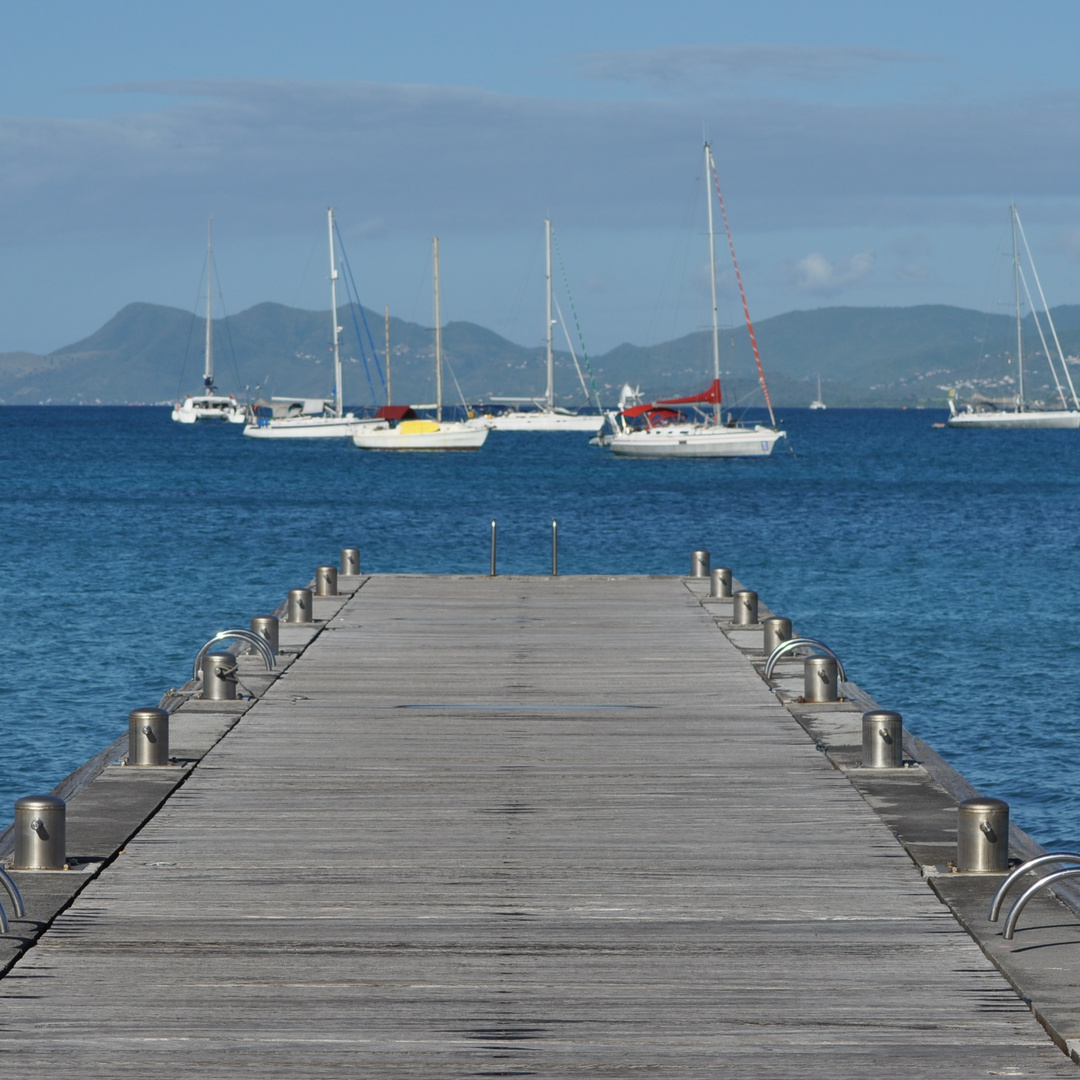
<box><xmin>0</xmin><ymin>573</ymin><xmax>1077</xmax><ymax>1076</ymax></box>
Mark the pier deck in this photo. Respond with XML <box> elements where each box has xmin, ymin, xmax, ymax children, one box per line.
<box><xmin>0</xmin><ymin>575</ymin><xmax>1075</xmax><ymax>1076</ymax></box>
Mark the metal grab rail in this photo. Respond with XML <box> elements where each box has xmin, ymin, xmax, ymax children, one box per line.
<box><xmin>763</xmin><ymin>637</ymin><xmax>847</xmax><ymax>682</ymax></box>
<box><xmin>0</xmin><ymin>866</ymin><xmax>26</xmax><ymax>933</ymax></box>
<box><xmin>988</xmin><ymin>852</ymin><xmax>1080</xmax><ymax>922</ymax></box>
<box><xmin>192</xmin><ymin>630</ymin><xmax>275</xmax><ymax>681</ymax></box>
<box><xmin>1002</xmin><ymin>868</ymin><xmax>1080</xmax><ymax>940</ymax></box>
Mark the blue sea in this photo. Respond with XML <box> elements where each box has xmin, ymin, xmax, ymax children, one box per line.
<box><xmin>1</xmin><ymin>405</ymin><xmax>1078</xmax><ymax>849</ymax></box>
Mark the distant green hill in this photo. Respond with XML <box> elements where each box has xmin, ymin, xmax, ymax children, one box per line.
<box><xmin>2</xmin><ymin>300</ymin><xmax>1079</xmax><ymax>408</ymax></box>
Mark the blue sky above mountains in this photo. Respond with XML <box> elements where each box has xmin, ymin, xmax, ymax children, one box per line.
<box><xmin>2</xmin><ymin>0</ymin><xmax>1080</xmax><ymax>354</ymax></box>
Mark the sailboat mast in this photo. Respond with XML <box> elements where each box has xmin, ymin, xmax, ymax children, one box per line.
<box><xmin>204</xmin><ymin>217</ymin><xmax>214</xmax><ymax>392</ymax></box>
<box><xmin>545</xmin><ymin>218</ymin><xmax>554</xmax><ymax>412</ymax></box>
<box><xmin>704</xmin><ymin>144</ymin><xmax>721</xmax><ymax>426</ymax></box>
<box><xmin>385</xmin><ymin>305</ymin><xmax>392</xmax><ymax>405</ymax></box>
<box><xmin>327</xmin><ymin>208</ymin><xmax>343</xmax><ymax>418</ymax></box>
<box><xmin>1012</xmin><ymin>204</ymin><xmax>1025</xmax><ymax>413</ymax></box>
<box><xmin>434</xmin><ymin>236</ymin><xmax>443</xmax><ymax>423</ymax></box>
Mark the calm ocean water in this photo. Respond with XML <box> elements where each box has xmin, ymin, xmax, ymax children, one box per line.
<box><xmin>1</xmin><ymin>405</ymin><xmax>1078</xmax><ymax>848</ymax></box>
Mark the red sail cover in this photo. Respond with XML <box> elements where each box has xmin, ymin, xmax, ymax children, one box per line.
<box><xmin>656</xmin><ymin>379</ymin><xmax>722</xmax><ymax>407</ymax></box>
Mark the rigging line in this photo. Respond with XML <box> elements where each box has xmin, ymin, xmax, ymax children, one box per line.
<box><xmin>707</xmin><ymin>147</ymin><xmax>777</xmax><ymax>428</ymax></box>
<box><xmin>551</xmin><ymin>229</ymin><xmax>602</xmax><ymax>410</ymax></box>
<box><xmin>442</xmin><ymin>355</ymin><xmax>469</xmax><ymax>410</ymax></box>
<box><xmin>551</xmin><ymin>292</ymin><xmax>591</xmax><ymax>402</ymax></box>
<box><xmin>1017</xmin><ymin>264</ymin><xmax>1068</xmax><ymax>409</ymax></box>
<box><xmin>209</xmin><ymin>245</ymin><xmax>244</xmax><ymax>398</ymax></box>
<box><xmin>1014</xmin><ymin>210</ymin><xmax>1080</xmax><ymax>408</ymax></box>
<box><xmin>334</xmin><ymin>221</ymin><xmax>387</xmax><ymax>396</ymax></box>
<box><xmin>177</xmin><ymin>257</ymin><xmax>207</xmax><ymax>399</ymax></box>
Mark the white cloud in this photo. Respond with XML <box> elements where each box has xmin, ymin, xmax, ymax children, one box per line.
<box><xmin>793</xmin><ymin>250</ymin><xmax>875</xmax><ymax>294</ymax></box>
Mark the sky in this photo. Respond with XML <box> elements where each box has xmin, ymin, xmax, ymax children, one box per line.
<box><xmin>3</xmin><ymin>0</ymin><xmax>1080</xmax><ymax>354</ymax></box>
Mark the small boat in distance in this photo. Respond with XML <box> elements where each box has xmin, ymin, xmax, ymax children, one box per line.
<box><xmin>809</xmin><ymin>377</ymin><xmax>826</xmax><ymax>410</ymax></box>
<box><xmin>172</xmin><ymin>219</ymin><xmax>244</xmax><ymax>424</ymax></box>
<box><xmin>948</xmin><ymin>205</ymin><xmax>1080</xmax><ymax>430</ymax></box>
<box><xmin>606</xmin><ymin>142</ymin><xmax>785</xmax><ymax>458</ymax></box>
<box><xmin>352</xmin><ymin>237</ymin><xmax>489</xmax><ymax>451</ymax></box>
<box><xmin>482</xmin><ymin>220</ymin><xmax>603</xmax><ymax>434</ymax></box>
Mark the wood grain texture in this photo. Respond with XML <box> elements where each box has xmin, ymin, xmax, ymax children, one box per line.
<box><xmin>0</xmin><ymin>575</ymin><xmax>1072</xmax><ymax>1077</ymax></box>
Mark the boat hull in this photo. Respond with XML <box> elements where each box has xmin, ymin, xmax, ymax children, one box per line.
<box><xmin>172</xmin><ymin>396</ymin><xmax>245</xmax><ymax>424</ymax></box>
<box><xmin>482</xmin><ymin>411</ymin><xmax>604</xmax><ymax>433</ymax></box>
<box><xmin>243</xmin><ymin>415</ymin><xmax>372</xmax><ymax>439</ymax></box>
<box><xmin>352</xmin><ymin>421</ymin><xmax>489</xmax><ymax>451</ymax></box>
<box><xmin>946</xmin><ymin>410</ymin><xmax>1080</xmax><ymax>429</ymax></box>
<box><xmin>609</xmin><ymin>425</ymin><xmax>785</xmax><ymax>458</ymax></box>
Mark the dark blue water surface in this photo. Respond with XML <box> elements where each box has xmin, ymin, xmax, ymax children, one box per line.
<box><xmin>1</xmin><ymin>405</ymin><xmax>1078</xmax><ymax>847</ymax></box>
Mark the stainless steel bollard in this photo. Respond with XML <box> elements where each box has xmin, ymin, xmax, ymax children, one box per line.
<box><xmin>288</xmin><ymin>587</ymin><xmax>312</xmax><ymax>623</ymax></box>
<box><xmin>957</xmin><ymin>797</ymin><xmax>1010</xmax><ymax>872</ymax></box>
<box><xmin>803</xmin><ymin>656</ymin><xmax>838</xmax><ymax>702</ymax></box>
<box><xmin>690</xmin><ymin>549</ymin><xmax>710</xmax><ymax>577</ymax></box>
<box><xmin>861</xmin><ymin>710</ymin><xmax>903</xmax><ymax>769</ymax></box>
<box><xmin>13</xmin><ymin>795</ymin><xmax>66</xmax><ymax>870</ymax></box>
<box><xmin>250</xmin><ymin>615</ymin><xmax>279</xmax><ymax>658</ymax></box>
<box><xmin>732</xmin><ymin>589</ymin><xmax>758</xmax><ymax>625</ymax></box>
<box><xmin>201</xmin><ymin>650</ymin><xmax>237</xmax><ymax>701</ymax></box>
<box><xmin>709</xmin><ymin>568</ymin><xmax>732</xmax><ymax>598</ymax></box>
<box><xmin>340</xmin><ymin>547</ymin><xmax>360</xmax><ymax>575</ymax></box>
<box><xmin>128</xmin><ymin>707</ymin><xmax>170</xmax><ymax>767</ymax></box>
<box><xmin>315</xmin><ymin>565</ymin><xmax>338</xmax><ymax>597</ymax></box>
<box><xmin>762</xmin><ymin>616</ymin><xmax>792</xmax><ymax>655</ymax></box>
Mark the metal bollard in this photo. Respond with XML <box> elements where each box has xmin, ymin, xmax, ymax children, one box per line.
<box><xmin>490</xmin><ymin>520</ymin><xmax>497</xmax><ymax>577</ymax></box>
<box><xmin>128</xmin><ymin>707</ymin><xmax>170</xmax><ymax>767</ymax></box>
<box><xmin>288</xmin><ymin>587</ymin><xmax>313</xmax><ymax>623</ymax></box>
<box><xmin>957</xmin><ymin>798</ymin><xmax>1010</xmax><ymax>872</ymax></box>
<box><xmin>762</xmin><ymin>616</ymin><xmax>792</xmax><ymax>655</ymax></box>
<box><xmin>315</xmin><ymin>565</ymin><xmax>338</xmax><ymax>597</ymax></box>
<box><xmin>250</xmin><ymin>615</ymin><xmax>279</xmax><ymax>658</ymax></box>
<box><xmin>201</xmin><ymin>650</ymin><xmax>237</xmax><ymax>701</ymax></box>
<box><xmin>709</xmin><ymin>568</ymin><xmax>732</xmax><ymax>598</ymax></box>
<box><xmin>552</xmin><ymin>519</ymin><xmax>558</xmax><ymax>576</ymax></box>
<box><xmin>732</xmin><ymin>589</ymin><xmax>758</xmax><ymax>626</ymax></box>
<box><xmin>690</xmin><ymin>549</ymin><xmax>710</xmax><ymax>578</ymax></box>
<box><xmin>13</xmin><ymin>795</ymin><xmax>66</xmax><ymax>870</ymax></box>
<box><xmin>803</xmin><ymin>656</ymin><xmax>838</xmax><ymax>702</ymax></box>
<box><xmin>340</xmin><ymin>547</ymin><xmax>360</xmax><ymax>575</ymax></box>
<box><xmin>861</xmin><ymin>710</ymin><xmax>903</xmax><ymax>768</ymax></box>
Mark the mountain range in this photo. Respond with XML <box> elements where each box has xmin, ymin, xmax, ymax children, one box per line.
<box><xmin>3</xmin><ymin>300</ymin><xmax>1080</xmax><ymax>409</ymax></box>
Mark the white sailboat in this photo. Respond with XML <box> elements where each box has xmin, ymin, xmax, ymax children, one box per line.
<box><xmin>948</xmin><ymin>205</ymin><xmax>1080</xmax><ymax>430</ymax></box>
<box><xmin>172</xmin><ymin>219</ymin><xmax>244</xmax><ymax>424</ymax></box>
<box><xmin>483</xmin><ymin>220</ymin><xmax>603</xmax><ymax>433</ymax></box>
<box><xmin>809</xmin><ymin>377</ymin><xmax>826</xmax><ymax>410</ymax></box>
<box><xmin>352</xmin><ymin>237</ymin><xmax>489</xmax><ymax>451</ymax></box>
<box><xmin>243</xmin><ymin>208</ymin><xmax>370</xmax><ymax>439</ymax></box>
<box><xmin>607</xmin><ymin>143</ymin><xmax>785</xmax><ymax>458</ymax></box>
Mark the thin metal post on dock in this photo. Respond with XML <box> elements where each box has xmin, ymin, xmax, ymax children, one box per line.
<box><xmin>552</xmin><ymin>519</ymin><xmax>558</xmax><ymax>576</ymax></box>
<box><xmin>490</xmin><ymin>519</ymin><xmax>497</xmax><ymax>576</ymax></box>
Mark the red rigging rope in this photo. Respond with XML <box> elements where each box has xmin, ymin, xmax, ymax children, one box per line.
<box><xmin>708</xmin><ymin>155</ymin><xmax>777</xmax><ymax>429</ymax></box>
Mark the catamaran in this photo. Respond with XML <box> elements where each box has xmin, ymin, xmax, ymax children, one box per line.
<box><xmin>171</xmin><ymin>219</ymin><xmax>244</xmax><ymax>424</ymax></box>
<box><xmin>948</xmin><ymin>205</ymin><xmax>1080</xmax><ymax>430</ymax></box>
<box><xmin>352</xmin><ymin>237</ymin><xmax>489</xmax><ymax>451</ymax></box>
<box><xmin>243</xmin><ymin>208</ymin><xmax>372</xmax><ymax>439</ymax></box>
<box><xmin>482</xmin><ymin>220</ymin><xmax>603</xmax><ymax>433</ymax></box>
<box><xmin>606</xmin><ymin>142</ymin><xmax>785</xmax><ymax>458</ymax></box>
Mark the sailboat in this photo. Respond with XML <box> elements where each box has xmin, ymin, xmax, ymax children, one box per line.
<box><xmin>243</xmin><ymin>208</ymin><xmax>370</xmax><ymax>439</ymax></box>
<box><xmin>352</xmin><ymin>237</ymin><xmax>489</xmax><ymax>451</ymax></box>
<box><xmin>809</xmin><ymin>377</ymin><xmax>826</xmax><ymax>410</ymax></box>
<box><xmin>948</xmin><ymin>205</ymin><xmax>1080</xmax><ymax>430</ymax></box>
<box><xmin>606</xmin><ymin>143</ymin><xmax>785</xmax><ymax>458</ymax></box>
<box><xmin>171</xmin><ymin>219</ymin><xmax>244</xmax><ymax>424</ymax></box>
<box><xmin>483</xmin><ymin>220</ymin><xmax>603</xmax><ymax>433</ymax></box>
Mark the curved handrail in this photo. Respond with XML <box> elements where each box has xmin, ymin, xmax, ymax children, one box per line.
<box><xmin>193</xmin><ymin>630</ymin><xmax>275</xmax><ymax>681</ymax></box>
<box><xmin>763</xmin><ymin>637</ymin><xmax>846</xmax><ymax>682</ymax></box>
<box><xmin>988</xmin><ymin>852</ymin><xmax>1080</xmax><ymax>921</ymax></box>
<box><xmin>1002</xmin><ymin>867</ymin><xmax>1080</xmax><ymax>940</ymax></box>
<box><xmin>0</xmin><ymin>866</ymin><xmax>26</xmax><ymax>934</ymax></box>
